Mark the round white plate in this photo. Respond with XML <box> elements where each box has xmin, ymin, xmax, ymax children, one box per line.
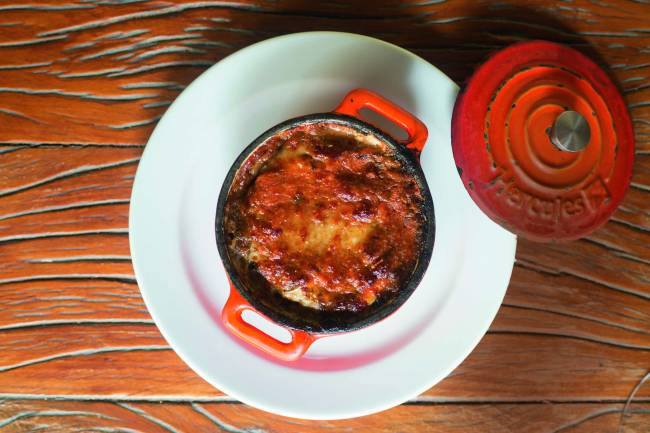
<box><xmin>130</xmin><ymin>32</ymin><xmax>516</xmax><ymax>420</ymax></box>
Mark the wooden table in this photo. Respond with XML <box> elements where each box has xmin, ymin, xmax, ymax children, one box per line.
<box><xmin>0</xmin><ymin>1</ymin><xmax>648</xmax><ymax>431</ymax></box>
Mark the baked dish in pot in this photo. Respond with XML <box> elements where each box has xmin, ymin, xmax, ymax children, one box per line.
<box><xmin>216</xmin><ymin>89</ymin><xmax>434</xmax><ymax>360</ymax></box>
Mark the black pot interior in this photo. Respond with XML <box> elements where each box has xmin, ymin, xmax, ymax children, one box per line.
<box><xmin>215</xmin><ymin>113</ymin><xmax>435</xmax><ymax>333</ymax></box>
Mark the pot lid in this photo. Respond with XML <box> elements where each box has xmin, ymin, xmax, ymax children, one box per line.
<box><xmin>451</xmin><ymin>40</ymin><xmax>634</xmax><ymax>242</ymax></box>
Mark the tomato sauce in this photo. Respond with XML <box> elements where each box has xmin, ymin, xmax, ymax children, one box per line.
<box><xmin>224</xmin><ymin>121</ymin><xmax>425</xmax><ymax>313</ymax></box>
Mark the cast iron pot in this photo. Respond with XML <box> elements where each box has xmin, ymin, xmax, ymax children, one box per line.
<box><xmin>215</xmin><ymin>89</ymin><xmax>435</xmax><ymax>361</ymax></box>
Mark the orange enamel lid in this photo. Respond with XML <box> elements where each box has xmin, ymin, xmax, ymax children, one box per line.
<box><xmin>451</xmin><ymin>40</ymin><xmax>635</xmax><ymax>241</ymax></box>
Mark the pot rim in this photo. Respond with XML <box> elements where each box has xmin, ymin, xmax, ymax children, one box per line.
<box><xmin>215</xmin><ymin>113</ymin><xmax>435</xmax><ymax>333</ymax></box>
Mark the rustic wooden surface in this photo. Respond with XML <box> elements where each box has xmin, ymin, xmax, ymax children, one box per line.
<box><xmin>0</xmin><ymin>0</ymin><xmax>649</xmax><ymax>431</ymax></box>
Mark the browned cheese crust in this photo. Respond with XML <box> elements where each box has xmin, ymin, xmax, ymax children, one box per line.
<box><xmin>223</xmin><ymin>122</ymin><xmax>425</xmax><ymax>312</ymax></box>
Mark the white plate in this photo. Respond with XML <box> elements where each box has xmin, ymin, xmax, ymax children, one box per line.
<box><xmin>130</xmin><ymin>32</ymin><xmax>516</xmax><ymax>420</ymax></box>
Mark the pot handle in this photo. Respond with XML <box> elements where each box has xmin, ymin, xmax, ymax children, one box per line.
<box><xmin>222</xmin><ymin>284</ymin><xmax>316</xmax><ymax>361</ymax></box>
<box><xmin>334</xmin><ymin>88</ymin><xmax>428</xmax><ymax>155</ymax></box>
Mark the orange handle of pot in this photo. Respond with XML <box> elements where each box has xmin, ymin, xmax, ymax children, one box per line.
<box><xmin>222</xmin><ymin>284</ymin><xmax>316</xmax><ymax>362</ymax></box>
<box><xmin>334</xmin><ymin>88</ymin><xmax>428</xmax><ymax>155</ymax></box>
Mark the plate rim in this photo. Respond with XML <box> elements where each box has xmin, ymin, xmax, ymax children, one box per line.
<box><xmin>129</xmin><ymin>30</ymin><xmax>517</xmax><ymax>420</ymax></box>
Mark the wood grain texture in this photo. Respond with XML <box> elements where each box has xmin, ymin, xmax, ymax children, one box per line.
<box><xmin>0</xmin><ymin>0</ymin><xmax>649</xmax><ymax>430</ymax></box>
<box><xmin>0</xmin><ymin>0</ymin><xmax>648</xmax><ymax>149</ymax></box>
<box><xmin>0</xmin><ymin>400</ymin><xmax>648</xmax><ymax>433</ymax></box>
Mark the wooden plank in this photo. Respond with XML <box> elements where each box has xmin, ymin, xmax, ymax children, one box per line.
<box><xmin>0</xmin><ymin>399</ymin><xmax>648</xmax><ymax>433</ymax></box>
<box><xmin>0</xmin><ymin>323</ymin><xmax>649</xmax><ymax>400</ymax></box>
<box><xmin>0</xmin><ymin>146</ymin><xmax>139</xmax><ymax>214</ymax></box>
<box><xmin>0</xmin><ymin>0</ymin><xmax>648</xmax><ymax>148</ymax></box>
<box><xmin>0</xmin><ymin>280</ymin><xmax>146</xmax><ymax>325</ymax></box>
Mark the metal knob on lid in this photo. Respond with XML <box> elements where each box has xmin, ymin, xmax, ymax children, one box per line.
<box><xmin>550</xmin><ymin>111</ymin><xmax>590</xmax><ymax>153</ymax></box>
<box><xmin>451</xmin><ymin>41</ymin><xmax>635</xmax><ymax>242</ymax></box>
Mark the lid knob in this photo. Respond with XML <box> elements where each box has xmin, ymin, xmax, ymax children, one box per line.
<box><xmin>550</xmin><ymin>110</ymin><xmax>591</xmax><ymax>153</ymax></box>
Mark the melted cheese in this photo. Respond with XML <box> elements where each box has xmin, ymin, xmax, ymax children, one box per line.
<box><xmin>224</xmin><ymin>121</ymin><xmax>425</xmax><ymax>312</ymax></box>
